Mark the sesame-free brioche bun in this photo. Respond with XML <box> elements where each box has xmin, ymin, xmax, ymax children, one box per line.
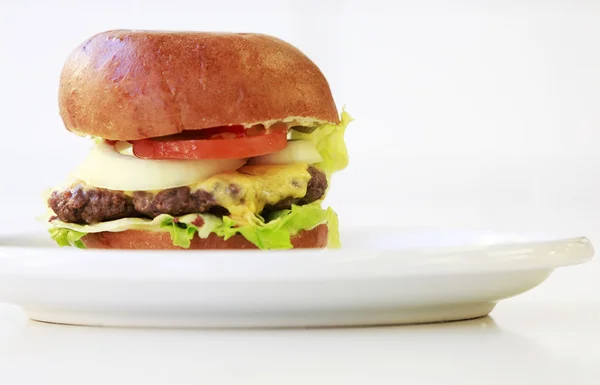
<box><xmin>58</xmin><ymin>30</ymin><xmax>339</xmax><ymax>141</ymax></box>
<box><xmin>81</xmin><ymin>224</ymin><xmax>329</xmax><ymax>250</ymax></box>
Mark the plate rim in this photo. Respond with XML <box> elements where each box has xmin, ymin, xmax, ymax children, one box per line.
<box><xmin>0</xmin><ymin>229</ymin><xmax>593</xmax><ymax>281</ymax></box>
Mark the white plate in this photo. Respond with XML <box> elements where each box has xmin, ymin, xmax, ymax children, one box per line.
<box><xmin>0</xmin><ymin>228</ymin><xmax>593</xmax><ymax>328</ymax></box>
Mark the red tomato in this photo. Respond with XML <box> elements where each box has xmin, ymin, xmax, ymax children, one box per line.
<box><xmin>131</xmin><ymin>125</ymin><xmax>288</xmax><ymax>160</ymax></box>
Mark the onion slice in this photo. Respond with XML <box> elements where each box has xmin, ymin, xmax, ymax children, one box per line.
<box><xmin>71</xmin><ymin>142</ymin><xmax>246</xmax><ymax>191</ymax></box>
<box><xmin>247</xmin><ymin>140</ymin><xmax>322</xmax><ymax>166</ymax></box>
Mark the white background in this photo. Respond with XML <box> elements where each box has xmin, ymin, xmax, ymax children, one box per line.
<box><xmin>1</xmin><ymin>0</ymin><xmax>599</xmax><ymax>303</ymax></box>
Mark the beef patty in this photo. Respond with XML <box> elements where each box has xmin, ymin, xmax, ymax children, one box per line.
<box><xmin>48</xmin><ymin>166</ymin><xmax>327</xmax><ymax>224</ymax></box>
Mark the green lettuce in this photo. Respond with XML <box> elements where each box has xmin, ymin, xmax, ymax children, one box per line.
<box><xmin>291</xmin><ymin>110</ymin><xmax>353</xmax><ymax>178</ymax></box>
<box><xmin>48</xmin><ymin>204</ymin><xmax>339</xmax><ymax>250</ymax></box>
<box><xmin>159</xmin><ymin>217</ymin><xmax>201</xmax><ymax>248</ymax></box>
<box><xmin>214</xmin><ymin>203</ymin><xmax>339</xmax><ymax>250</ymax></box>
<box><xmin>48</xmin><ymin>213</ymin><xmax>223</xmax><ymax>250</ymax></box>
<box><xmin>49</xmin><ymin>228</ymin><xmax>87</xmax><ymax>249</ymax></box>
<box><xmin>150</xmin><ymin>203</ymin><xmax>339</xmax><ymax>250</ymax></box>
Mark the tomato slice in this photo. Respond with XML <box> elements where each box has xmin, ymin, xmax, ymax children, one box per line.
<box><xmin>131</xmin><ymin>125</ymin><xmax>288</xmax><ymax>160</ymax></box>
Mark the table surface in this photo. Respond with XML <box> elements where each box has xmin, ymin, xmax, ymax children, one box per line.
<box><xmin>0</xmin><ymin>299</ymin><xmax>598</xmax><ymax>385</ymax></box>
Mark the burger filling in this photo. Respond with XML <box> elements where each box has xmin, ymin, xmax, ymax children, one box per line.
<box><xmin>47</xmin><ymin>111</ymin><xmax>352</xmax><ymax>250</ymax></box>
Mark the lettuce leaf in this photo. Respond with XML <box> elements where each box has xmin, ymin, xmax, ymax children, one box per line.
<box><xmin>159</xmin><ymin>218</ymin><xmax>200</xmax><ymax>248</ymax></box>
<box><xmin>291</xmin><ymin>110</ymin><xmax>353</xmax><ymax>178</ymax></box>
<box><xmin>214</xmin><ymin>203</ymin><xmax>339</xmax><ymax>250</ymax></box>
<box><xmin>49</xmin><ymin>227</ymin><xmax>87</xmax><ymax>249</ymax></box>
<box><xmin>48</xmin><ymin>213</ymin><xmax>223</xmax><ymax>250</ymax></box>
<box><xmin>48</xmin><ymin>213</ymin><xmax>222</xmax><ymax>234</ymax></box>
<box><xmin>47</xmin><ymin>204</ymin><xmax>339</xmax><ymax>250</ymax></box>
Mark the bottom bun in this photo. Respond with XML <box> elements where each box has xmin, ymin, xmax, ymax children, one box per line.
<box><xmin>81</xmin><ymin>224</ymin><xmax>329</xmax><ymax>250</ymax></box>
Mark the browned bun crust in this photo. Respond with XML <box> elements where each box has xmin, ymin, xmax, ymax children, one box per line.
<box><xmin>81</xmin><ymin>224</ymin><xmax>328</xmax><ymax>250</ymax></box>
<box><xmin>59</xmin><ymin>30</ymin><xmax>339</xmax><ymax>141</ymax></box>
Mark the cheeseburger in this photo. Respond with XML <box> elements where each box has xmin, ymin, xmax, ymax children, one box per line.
<box><xmin>46</xmin><ymin>30</ymin><xmax>351</xmax><ymax>250</ymax></box>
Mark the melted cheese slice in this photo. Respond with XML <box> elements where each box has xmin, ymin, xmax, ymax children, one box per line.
<box><xmin>195</xmin><ymin>164</ymin><xmax>312</xmax><ymax>224</ymax></box>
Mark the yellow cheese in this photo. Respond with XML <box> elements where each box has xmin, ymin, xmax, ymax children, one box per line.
<box><xmin>195</xmin><ymin>164</ymin><xmax>312</xmax><ymax>224</ymax></box>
